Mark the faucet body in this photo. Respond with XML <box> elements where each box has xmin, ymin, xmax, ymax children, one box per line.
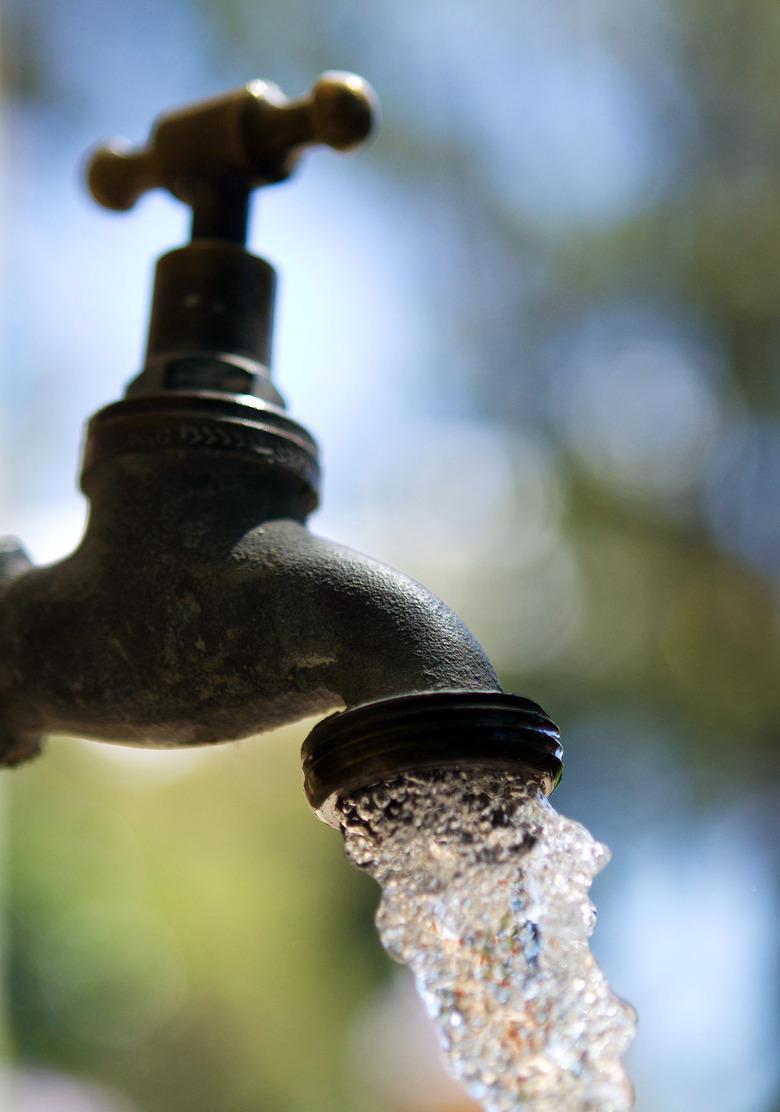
<box><xmin>0</xmin><ymin>74</ymin><xmax>562</xmax><ymax>805</ymax></box>
<box><xmin>0</xmin><ymin>414</ymin><xmax>497</xmax><ymax>759</ymax></box>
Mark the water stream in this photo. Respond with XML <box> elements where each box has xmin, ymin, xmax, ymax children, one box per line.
<box><xmin>337</xmin><ymin>768</ymin><xmax>636</xmax><ymax>1111</ymax></box>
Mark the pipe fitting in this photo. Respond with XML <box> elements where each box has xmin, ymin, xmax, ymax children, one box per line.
<box><xmin>302</xmin><ymin>691</ymin><xmax>563</xmax><ymax>825</ymax></box>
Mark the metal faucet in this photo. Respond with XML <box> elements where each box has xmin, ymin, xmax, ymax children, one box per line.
<box><xmin>0</xmin><ymin>74</ymin><xmax>563</xmax><ymax>820</ymax></box>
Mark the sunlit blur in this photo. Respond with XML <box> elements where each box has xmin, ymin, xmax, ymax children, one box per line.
<box><xmin>1</xmin><ymin>1</ymin><xmax>778</xmax><ymax>1110</ymax></box>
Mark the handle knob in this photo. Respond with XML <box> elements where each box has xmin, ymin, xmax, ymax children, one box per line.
<box><xmin>86</xmin><ymin>72</ymin><xmax>379</xmax><ymax>242</ymax></box>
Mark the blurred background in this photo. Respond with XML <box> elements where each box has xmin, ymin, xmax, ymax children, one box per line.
<box><xmin>1</xmin><ymin>1</ymin><xmax>779</xmax><ymax>1109</ymax></box>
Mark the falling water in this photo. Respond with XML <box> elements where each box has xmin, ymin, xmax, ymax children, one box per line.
<box><xmin>336</xmin><ymin>768</ymin><xmax>636</xmax><ymax>1111</ymax></box>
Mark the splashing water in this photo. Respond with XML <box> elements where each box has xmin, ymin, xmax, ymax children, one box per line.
<box><xmin>336</xmin><ymin>769</ymin><xmax>636</xmax><ymax>1111</ymax></box>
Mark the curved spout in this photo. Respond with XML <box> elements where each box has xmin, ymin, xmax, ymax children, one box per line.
<box><xmin>240</xmin><ymin>523</ymin><xmax>501</xmax><ymax>711</ymax></box>
<box><xmin>0</xmin><ymin>452</ymin><xmax>498</xmax><ymax>761</ymax></box>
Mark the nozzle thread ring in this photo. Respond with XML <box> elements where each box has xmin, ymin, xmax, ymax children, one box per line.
<box><xmin>302</xmin><ymin>691</ymin><xmax>563</xmax><ymax>824</ymax></box>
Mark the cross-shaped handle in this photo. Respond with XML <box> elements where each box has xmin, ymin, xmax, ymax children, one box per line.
<box><xmin>86</xmin><ymin>72</ymin><xmax>379</xmax><ymax>243</ymax></box>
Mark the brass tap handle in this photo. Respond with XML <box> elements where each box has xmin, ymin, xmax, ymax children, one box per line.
<box><xmin>86</xmin><ymin>72</ymin><xmax>379</xmax><ymax>242</ymax></box>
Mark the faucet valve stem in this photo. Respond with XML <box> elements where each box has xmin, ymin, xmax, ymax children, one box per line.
<box><xmin>80</xmin><ymin>74</ymin><xmax>379</xmax><ymax>447</ymax></box>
